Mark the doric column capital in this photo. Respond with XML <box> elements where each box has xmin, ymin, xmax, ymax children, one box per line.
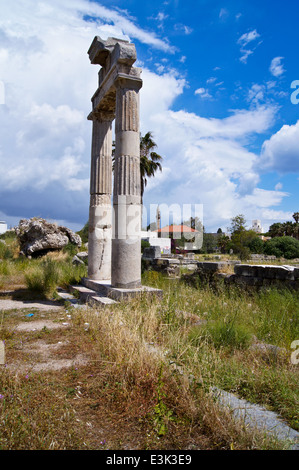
<box><xmin>114</xmin><ymin>74</ymin><xmax>143</xmax><ymax>93</ymax></box>
<box><xmin>88</xmin><ymin>110</ymin><xmax>115</xmax><ymax>122</ymax></box>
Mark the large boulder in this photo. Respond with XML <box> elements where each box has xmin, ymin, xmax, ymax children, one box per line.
<box><xmin>15</xmin><ymin>218</ymin><xmax>82</xmax><ymax>257</ymax></box>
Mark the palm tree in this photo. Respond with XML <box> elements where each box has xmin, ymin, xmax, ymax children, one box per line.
<box><xmin>112</xmin><ymin>131</ymin><xmax>163</xmax><ymax>204</ymax></box>
<box><xmin>293</xmin><ymin>212</ymin><xmax>299</xmax><ymax>224</ymax></box>
<box><xmin>283</xmin><ymin>221</ymin><xmax>294</xmax><ymax>236</ymax></box>
<box><xmin>140</xmin><ymin>132</ymin><xmax>163</xmax><ymax>203</ymax></box>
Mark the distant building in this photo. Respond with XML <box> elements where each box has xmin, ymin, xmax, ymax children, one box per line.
<box><xmin>141</xmin><ymin>230</ymin><xmax>171</xmax><ymax>255</ymax></box>
<box><xmin>0</xmin><ymin>221</ymin><xmax>7</xmax><ymax>234</ymax></box>
<box><xmin>154</xmin><ymin>224</ymin><xmax>200</xmax><ymax>251</ymax></box>
<box><xmin>155</xmin><ymin>224</ymin><xmax>199</xmax><ymax>238</ymax></box>
<box><xmin>252</xmin><ymin>219</ymin><xmax>262</xmax><ymax>233</ymax></box>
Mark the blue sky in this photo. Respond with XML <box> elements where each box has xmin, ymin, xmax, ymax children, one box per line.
<box><xmin>0</xmin><ymin>0</ymin><xmax>298</xmax><ymax>233</ymax></box>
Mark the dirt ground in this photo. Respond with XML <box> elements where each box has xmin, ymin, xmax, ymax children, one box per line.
<box><xmin>0</xmin><ymin>291</ymin><xmax>212</xmax><ymax>450</ymax></box>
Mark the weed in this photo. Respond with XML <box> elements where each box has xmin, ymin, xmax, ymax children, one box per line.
<box><xmin>152</xmin><ymin>364</ymin><xmax>175</xmax><ymax>436</ymax></box>
<box><xmin>191</xmin><ymin>317</ymin><xmax>252</xmax><ymax>351</ymax></box>
<box><xmin>24</xmin><ymin>257</ymin><xmax>86</xmax><ymax>298</ymax></box>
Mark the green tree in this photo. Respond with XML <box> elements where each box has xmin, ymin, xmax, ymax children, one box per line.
<box><xmin>248</xmin><ymin>236</ymin><xmax>264</xmax><ymax>254</ymax></box>
<box><xmin>268</xmin><ymin>222</ymin><xmax>284</xmax><ymax>238</ymax></box>
<box><xmin>140</xmin><ymin>132</ymin><xmax>163</xmax><ymax>204</ymax></box>
<box><xmin>228</xmin><ymin>215</ymin><xmax>259</xmax><ymax>260</ymax></box>
<box><xmin>284</xmin><ymin>221</ymin><xmax>294</xmax><ymax>236</ymax></box>
<box><xmin>293</xmin><ymin>212</ymin><xmax>299</xmax><ymax>224</ymax></box>
<box><xmin>229</xmin><ymin>214</ymin><xmax>247</xmax><ymax>234</ymax></box>
<box><xmin>218</xmin><ymin>233</ymin><xmax>230</xmax><ymax>253</ymax></box>
<box><xmin>264</xmin><ymin>236</ymin><xmax>299</xmax><ymax>259</ymax></box>
<box><xmin>201</xmin><ymin>233</ymin><xmax>217</xmax><ymax>253</ymax></box>
<box><xmin>113</xmin><ymin>131</ymin><xmax>163</xmax><ymax>205</ymax></box>
<box><xmin>229</xmin><ymin>230</ymin><xmax>257</xmax><ymax>261</ymax></box>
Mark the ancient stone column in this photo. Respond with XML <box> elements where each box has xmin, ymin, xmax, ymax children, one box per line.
<box><xmin>111</xmin><ymin>78</ymin><xmax>142</xmax><ymax>288</ymax></box>
<box><xmin>88</xmin><ymin>112</ymin><xmax>113</xmax><ymax>280</ymax></box>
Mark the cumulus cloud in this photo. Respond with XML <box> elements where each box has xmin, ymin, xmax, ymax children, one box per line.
<box><xmin>140</xmin><ymin>82</ymin><xmax>280</xmax><ymax>230</ymax></box>
<box><xmin>259</xmin><ymin>120</ymin><xmax>299</xmax><ymax>173</ymax></box>
<box><xmin>0</xmin><ymin>0</ymin><xmax>173</xmax><ymax>228</ymax></box>
<box><xmin>244</xmin><ymin>188</ymin><xmax>289</xmax><ymax>208</ymax></box>
<box><xmin>0</xmin><ymin>0</ymin><xmax>291</xmax><ymax>232</ymax></box>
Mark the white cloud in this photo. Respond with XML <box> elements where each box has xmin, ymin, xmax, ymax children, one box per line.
<box><xmin>261</xmin><ymin>209</ymin><xmax>293</xmax><ymax>221</ymax></box>
<box><xmin>247</xmin><ymin>84</ymin><xmax>265</xmax><ymax>104</ymax></box>
<box><xmin>259</xmin><ymin>120</ymin><xmax>299</xmax><ymax>173</ymax></box>
<box><xmin>156</xmin><ymin>12</ymin><xmax>168</xmax><ymax>22</ymax></box>
<box><xmin>140</xmin><ymin>75</ymin><xmax>280</xmax><ymax>230</ymax></box>
<box><xmin>0</xmin><ymin>0</ymin><xmax>291</xmax><ymax>233</ymax></box>
<box><xmin>239</xmin><ymin>49</ymin><xmax>253</xmax><ymax>64</ymax></box>
<box><xmin>237</xmin><ymin>29</ymin><xmax>261</xmax><ymax>64</ymax></box>
<box><xmin>195</xmin><ymin>88</ymin><xmax>212</xmax><ymax>99</ymax></box>
<box><xmin>206</xmin><ymin>77</ymin><xmax>217</xmax><ymax>84</ymax></box>
<box><xmin>174</xmin><ymin>23</ymin><xmax>193</xmax><ymax>35</ymax></box>
<box><xmin>219</xmin><ymin>8</ymin><xmax>229</xmax><ymax>20</ymax></box>
<box><xmin>270</xmin><ymin>57</ymin><xmax>285</xmax><ymax>77</ymax></box>
<box><xmin>238</xmin><ymin>29</ymin><xmax>260</xmax><ymax>47</ymax></box>
<box><xmin>0</xmin><ymin>0</ymin><xmax>177</xmax><ymax>227</ymax></box>
<box><xmin>244</xmin><ymin>188</ymin><xmax>289</xmax><ymax>208</ymax></box>
<box><xmin>275</xmin><ymin>182</ymin><xmax>283</xmax><ymax>191</ymax></box>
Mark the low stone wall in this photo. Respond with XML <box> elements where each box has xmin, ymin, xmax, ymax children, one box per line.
<box><xmin>192</xmin><ymin>262</ymin><xmax>299</xmax><ymax>291</ymax></box>
<box><xmin>225</xmin><ymin>263</ymin><xmax>299</xmax><ymax>290</ymax></box>
<box><xmin>143</xmin><ymin>254</ymin><xmax>299</xmax><ymax>290</ymax></box>
<box><xmin>142</xmin><ymin>255</ymin><xmax>198</xmax><ymax>277</ymax></box>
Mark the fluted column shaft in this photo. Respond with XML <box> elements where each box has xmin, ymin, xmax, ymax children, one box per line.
<box><xmin>111</xmin><ymin>79</ymin><xmax>142</xmax><ymax>288</ymax></box>
<box><xmin>88</xmin><ymin>113</ymin><xmax>113</xmax><ymax>280</ymax></box>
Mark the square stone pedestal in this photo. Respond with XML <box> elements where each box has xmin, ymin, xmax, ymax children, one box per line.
<box><xmin>70</xmin><ymin>278</ymin><xmax>163</xmax><ymax>306</ymax></box>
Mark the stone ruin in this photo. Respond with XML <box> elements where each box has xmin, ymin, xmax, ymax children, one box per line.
<box><xmin>76</xmin><ymin>36</ymin><xmax>162</xmax><ymax>303</ymax></box>
<box><xmin>184</xmin><ymin>261</ymin><xmax>299</xmax><ymax>291</ymax></box>
<box><xmin>15</xmin><ymin>217</ymin><xmax>81</xmax><ymax>257</ymax></box>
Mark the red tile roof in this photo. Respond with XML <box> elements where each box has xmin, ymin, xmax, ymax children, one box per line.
<box><xmin>156</xmin><ymin>224</ymin><xmax>198</xmax><ymax>233</ymax></box>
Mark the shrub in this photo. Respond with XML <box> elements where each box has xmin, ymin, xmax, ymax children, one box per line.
<box><xmin>141</xmin><ymin>239</ymin><xmax>150</xmax><ymax>253</ymax></box>
<box><xmin>248</xmin><ymin>237</ymin><xmax>265</xmax><ymax>254</ymax></box>
<box><xmin>0</xmin><ymin>242</ymin><xmax>13</xmax><ymax>260</ymax></box>
<box><xmin>62</xmin><ymin>242</ymin><xmax>79</xmax><ymax>258</ymax></box>
<box><xmin>25</xmin><ymin>258</ymin><xmax>59</xmax><ymax>298</ymax></box>
<box><xmin>264</xmin><ymin>236</ymin><xmax>299</xmax><ymax>259</ymax></box>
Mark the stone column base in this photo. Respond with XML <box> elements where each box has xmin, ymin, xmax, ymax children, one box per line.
<box><xmin>81</xmin><ymin>277</ymin><xmax>163</xmax><ymax>302</ymax></box>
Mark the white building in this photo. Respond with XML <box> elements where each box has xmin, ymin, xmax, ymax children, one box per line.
<box><xmin>141</xmin><ymin>231</ymin><xmax>171</xmax><ymax>255</ymax></box>
<box><xmin>0</xmin><ymin>221</ymin><xmax>7</xmax><ymax>234</ymax></box>
<box><xmin>252</xmin><ymin>220</ymin><xmax>262</xmax><ymax>233</ymax></box>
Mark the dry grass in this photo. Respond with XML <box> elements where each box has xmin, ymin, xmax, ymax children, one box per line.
<box><xmin>0</xmin><ymin>297</ymin><xmax>287</xmax><ymax>450</ymax></box>
<box><xmin>0</xmin><ymin>252</ymin><xmax>298</xmax><ymax>450</ymax></box>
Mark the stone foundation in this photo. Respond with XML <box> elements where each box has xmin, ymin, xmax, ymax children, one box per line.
<box><xmin>185</xmin><ymin>262</ymin><xmax>299</xmax><ymax>291</ymax></box>
<box><xmin>142</xmin><ymin>255</ymin><xmax>199</xmax><ymax>277</ymax></box>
